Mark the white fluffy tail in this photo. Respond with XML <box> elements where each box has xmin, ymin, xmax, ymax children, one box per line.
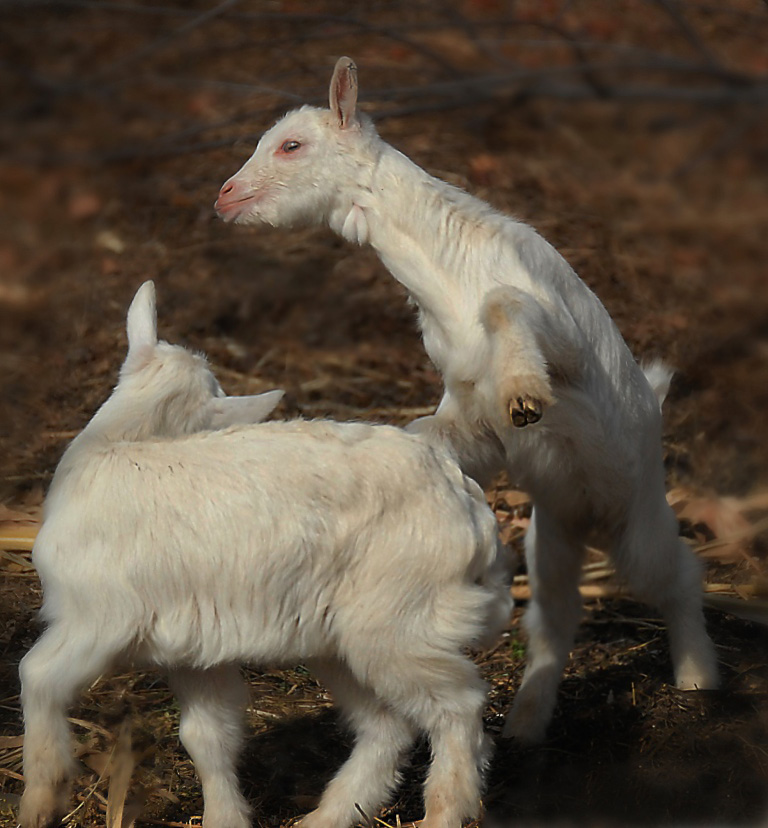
<box><xmin>642</xmin><ymin>360</ymin><xmax>674</xmax><ymax>408</ymax></box>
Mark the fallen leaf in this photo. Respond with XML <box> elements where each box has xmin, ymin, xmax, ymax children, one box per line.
<box><xmin>469</xmin><ymin>154</ymin><xmax>501</xmax><ymax>187</ymax></box>
<box><xmin>95</xmin><ymin>230</ymin><xmax>126</xmax><ymax>254</ymax></box>
<box><xmin>68</xmin><ymin>190</ymin><xmax>102</xmax><ymax>220</ymax></box>
<box><xmin>0</xmin><ymin>735</ymin><xmax>23</xmax><ymax>749</ymax></box>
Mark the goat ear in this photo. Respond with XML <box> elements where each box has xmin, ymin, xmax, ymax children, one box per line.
<box><xmin>329</xmin><ymin>56</ymin><xmax>358</xmax><ymax>129</ymax></box>
<box><xmin>207</xmin><ymin>389</ymin><xmax>284</xmax><ymax>429</ymax></box>
<box><xmin>124</xmin><ymin>281</ymin><xmax>158</xmax><ymax>370</ymax></box>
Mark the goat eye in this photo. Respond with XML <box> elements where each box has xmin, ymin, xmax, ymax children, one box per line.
<box><xmin>281</xmin><ymin>140</ymin><xmax>301</xmax><ymax>153</ymax></box>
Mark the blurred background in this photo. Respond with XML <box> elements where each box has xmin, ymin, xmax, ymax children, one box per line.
<box><xmin>1</xmin><ymin>2</ymin><xmax>768</xmax><ymax>826</ymax></box>
<box><xmin>1</xmin><ymin>0</ymin><xmax>767</xmax><ymax>503</ymax></box>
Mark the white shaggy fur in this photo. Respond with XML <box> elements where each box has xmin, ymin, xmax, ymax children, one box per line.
<box><xmin>216</xmin><ymin>57</ymin><xmax>719</xmax><ymax>743</ymax></box>
<box><xmin>19</xmin><ymin>282</ymin><xmax>512</xmax><ymax>828</ymax></box>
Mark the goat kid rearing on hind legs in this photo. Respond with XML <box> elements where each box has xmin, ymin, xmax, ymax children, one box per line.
<box><xmin>216</xmin><ymin>56</ymin><xmax>720</xmax><ymax>744</ymax></box>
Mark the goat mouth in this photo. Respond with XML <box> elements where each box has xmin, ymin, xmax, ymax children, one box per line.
<box><xmin>214</xmin><ymin>193</ymin><xmax>259</xmax><ymax>222</ymax></box>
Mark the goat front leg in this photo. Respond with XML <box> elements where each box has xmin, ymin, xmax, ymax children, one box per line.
<box><xmin>479</xmin><ymin>286</ymin><xmax>557</xmax><ymax>430</ymax></box>
<box><xmin>168</xmin><ymin>665</ymin><xmax>251</xmax><ymax>828</ymax></box>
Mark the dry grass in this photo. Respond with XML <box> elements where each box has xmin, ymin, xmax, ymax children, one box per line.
<box><xmin>1</xmin><ymin>488</ymin><xmax>767</xmax><ymax>826</ymax></box>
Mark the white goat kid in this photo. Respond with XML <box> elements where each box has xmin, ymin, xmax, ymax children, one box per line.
<box><xmin>19</xmin><ymin>282</ymin><xmax>512</xmax><ymax>828</ymax></box>
<box><xmin>215</xmin><ymin>57</ymin><xmax>719</xmax><ymax>744</ymax></box>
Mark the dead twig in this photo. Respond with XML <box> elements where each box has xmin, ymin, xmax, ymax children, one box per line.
<box><xmin>94</xmin><ymin>0</ymin><xmax>243</xmax><ymax>83</ymax></box>
<box><xmin>650</xmin><ymin>0</ymin><xmax>726</xmax><ymax>75</ymax></box>
<box><xmin>105</xmin><ymin>720</ymin><xmax>138</xmax><ymax>828</ymax></box>
<box><xmin>0</xmin><ymin>524</ymin><xmax>37</xmax><ymax>553</ymax></box>
<box><xmin>512</xmin><ymin>582</ymin><xmax>628</xmax><ymax>602</ymax></box>
<box><xmin>703</xmin><ymin>594</ymin><xmax>768</xmax><ymax>627</ymax></box>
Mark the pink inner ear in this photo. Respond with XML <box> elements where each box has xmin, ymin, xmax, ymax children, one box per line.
<box><xmin>333</xmin><ymin>77</ymin><xmax>347</xmax><ymax>124</ymax></box>
<box><xmin>329</xmin><ymin>58</ymin><xmax>357</xmax><ymax>128</ymax></box>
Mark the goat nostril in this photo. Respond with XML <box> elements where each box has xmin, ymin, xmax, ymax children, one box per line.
<box><xmin>220</xmin><ymin>182</ymin><xmax>234</xmax><ymax>196</ymax></box>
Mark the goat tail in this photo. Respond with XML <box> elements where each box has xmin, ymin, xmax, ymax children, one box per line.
<box><xmin>641</xmin><ymin>360</ymin><xmax>674</xmax><ymax>409</ymax></box>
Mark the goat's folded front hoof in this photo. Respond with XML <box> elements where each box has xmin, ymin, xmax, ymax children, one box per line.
<box><xmin>509</xmin><ymin>396</ymin><xmax>543</xmax><ymax>427</ymax></box>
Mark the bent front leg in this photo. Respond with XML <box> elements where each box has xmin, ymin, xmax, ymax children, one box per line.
<box><xmin>480</xmin><ymin>284</ymin><xmax>589</xmax><ymax>432</ymax></box>
<box><xmin>479</xmin><ymin>287</ymin><xmax>556</xmax><ymax>431</ymax></box>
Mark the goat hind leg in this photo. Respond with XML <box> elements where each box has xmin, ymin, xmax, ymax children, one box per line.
<box><xmin>502</xmin><ymin>507</ymin><xmax>586</xmax><ymax>744</ymax></box>
<box><xmin>422</xmin><ymin>699</ymin><xmax>489</xmax><ymax>828</ymax></box>
<box><xmin>299</xmin><ymin>659</ymin><xmax>416</xmax><ymax>828</ymax></box>
<box><xmin>377</xmin><ymin>654</ymin><xmax>489</xmax><ymax>828</ymax></box>
<box><xmin>612</xmin><ymin>504</ymin><xmax>719</xmax><ymax>691</ymax></box>
<box><xmin>20</xmin><ymin>627</ymin><xmax>117</xmax><ymax>828</ymax></box>
<box><xmin>168</xmin><ymin>665</ymin><xmax>251</xmax><ymax>828</ymax></box>
<box><xmin>666</xmin><ymin>543</ymin><xmax>719</xmax><ymax>691</ymax></box>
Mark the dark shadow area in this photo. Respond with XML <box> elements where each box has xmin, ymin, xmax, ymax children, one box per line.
<box><xmin>487</xmin><ymin>605</ymin><xmax>768</xmax><ymax>827</ymax></box>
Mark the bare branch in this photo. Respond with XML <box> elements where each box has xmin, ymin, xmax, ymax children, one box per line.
<box><xmin>93</xmin><ymin>0</ymin><xmax>243</xmax><ymax>82</ymax></box>
<box><xmin>650</xmin><ymin>0</ymin><xmax>722</xmax><ymax>69</ymax></box>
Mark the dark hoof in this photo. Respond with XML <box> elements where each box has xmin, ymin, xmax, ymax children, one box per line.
<box><xmin>509</xmin><ymin>396</ymin><xmax>543</xmax><ymax>428</ymax></box>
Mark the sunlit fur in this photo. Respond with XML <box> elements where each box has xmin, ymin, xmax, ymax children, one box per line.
<box><xmin>217</xmin><ymin>57</ymin><xmax>719</xmax><ymax>744</ymax></box>
<box><xmin>19</xmin><ymin>283</ymin><xmax>512</xmax><ymax>828</ymax></box>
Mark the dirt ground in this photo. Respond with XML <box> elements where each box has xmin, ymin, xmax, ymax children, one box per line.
<box><xmin>2</xmin><ymin>2</ymin><xmax>768</xmax><ymax>826</ymax></box>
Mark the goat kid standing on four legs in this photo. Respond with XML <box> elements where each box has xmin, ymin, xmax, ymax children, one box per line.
<box><xmin>20</xmin><ymin>281</ymin><xmax>512</xmax><ymax>828</ymax></box>
<box><xmin>215</xmin><ymin>56</ymin><xmax>719</xmax><ymax>743</ymax></box>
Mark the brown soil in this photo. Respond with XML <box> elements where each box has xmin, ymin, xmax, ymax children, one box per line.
<box><xmin>2</xmin><ymin>2</ymin><xmax>768</xmax><ymax>827</ymax></box>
